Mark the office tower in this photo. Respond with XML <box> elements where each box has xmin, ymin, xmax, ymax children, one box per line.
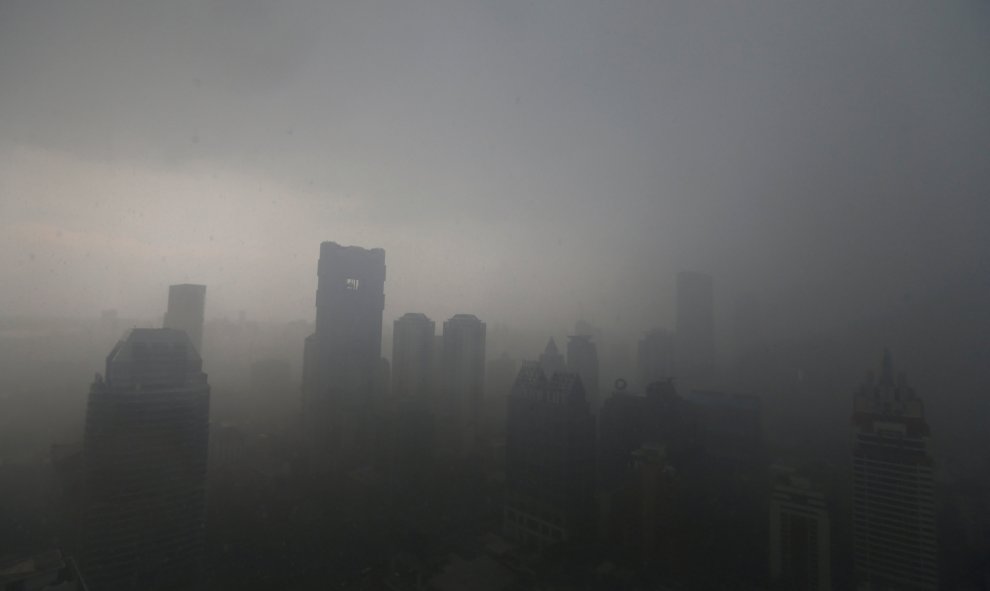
<box><xmin>675</xmin><ymin>271</ymin><xmax>715</xmax><ymax>378</ymax></box>
<box><xmin>538</xmin><ymin>338</ymin><xmax>565</xmax><ymax>376</ymax></box>
<box><xmin>503</xmin><ymin>364</ymin><xmax>595</xmax><ymax>548</ymax></box>
<box><xmin>441</xmin><ymin>314</ymin><xmax>486</xmax><ymax>453</ymax></box>
<box><xmin>567</xmin><ymin>334</ymin><xmax>600</xmax><ymax>411</ymax></box>
<box><xmin>79</xmin><ymin>329</ymin><xmax>210</xmax><ymax>590</ymax></box>
<box><xmin>301</xmin><ymin>242</ymin><xmax>386</xmax><ymax>467</ymax></box>
<box><xmin>391</xmin><ymin>313</ymin><xmax>436</xmax><ymax>404</ymax></box>
<box><xmin>637</xmin><ymin>328</ymin><xmax>675</xmax><ymax>389</ymax></box>
<box><xmin>770</xmin><ymin>466</ymin><xmax>831</xmax><ymax>591</ymax></box>
<box><xmin>852</xmin><ymin>352</ymin><xmax>937</xmax><ymax>591</ymax></box>
<box><xmin>163</xmin><ymin>284</ymin><xmax>206</xmax><ymax>353</ymax></box>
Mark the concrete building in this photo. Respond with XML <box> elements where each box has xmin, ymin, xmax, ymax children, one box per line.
<box><xmin>441</xmin><ymin>314</ymin><xmax>486</xmax><ymax>453</ymax></box>
<box><xmin>163</xmin><ymin>284</ymin><xmax>206</xmax><ymax>353</ymax></box>
<box><xmin>852</xmin><ymin>352</ymin><xmax>937</xmax><ymax>591</ymax></box>
<box><xmin>770</xmin><ymin>466</ymin><xmax>831</xmax><ymax>591</ymax></box>
<box><xmin>79</xmin><ymin>328</ymin><xmax>210</xmax><ymax>590</ymax></box>
<box><xmin>503</xmin><ymin>364</ymin><xmax>595</xmax><ymax>549</ymax></box>
<box><xmin>391</xmin><ymin>313</ymin><xmax>436</xmax><ymax>404</ymax></box>
<box><xmin>301</xmin><ymin>241</ymin><xmax>386</xmax><ymax>468</ymax></box>
<box><xmin>675</xmin><ymin>271</ymin><xmax>715</xmax><ymax>378</ymax></box>
<box><xmin>566</xmin><ymin>334</ymin><xmax>600</xmax><ymax>412</ymax></box>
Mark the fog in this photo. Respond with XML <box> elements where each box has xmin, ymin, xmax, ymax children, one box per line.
<box><xmin>1</xmin><ymin>1</ymin><xmax>989</xmax><ymax>589</ymax></box>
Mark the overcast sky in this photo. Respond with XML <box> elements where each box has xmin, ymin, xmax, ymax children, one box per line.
<box><xmin>1</xmin><ymin>0</ymin><xmax>988</xmax><ymax>333</ymax></box>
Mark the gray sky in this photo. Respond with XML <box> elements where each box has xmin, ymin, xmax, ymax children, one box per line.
<box><xmin>1</xmin><ymin>0</ymin><xmax>988</xmax><ymax>333</ymax></box>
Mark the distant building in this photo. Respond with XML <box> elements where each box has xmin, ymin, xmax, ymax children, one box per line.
<box><xmin>770</xmin><ymin>466</ymin><xmax>831</xmax><ymax>591</ymax></box>
<box><xmin>538</xmin><ymin>338</ymin><xmax>565</xmax><ymax>376</ymax></box>
<box><xmin>675</xmin><ymin>271</ymin><xmax>715</xmax><ymax>377</ymax></box>
<box><xmin>79</xmin><ymin>328</ymin><xmax>210</xmax><ymax>590</ymax></box>
<box><xmin>637</xmin><ymin>329</ymin><xmax>674</xmax><ymax>389</ymax></box>
<box><xmin>441</xmin><ymin>314</ymin><xmax>486</xmax><ymax>454</ymax></box>
<box><xmin>163</xmin><ymin>283</ymin><xmax>206</xmax><ymax>353</ymax></box>
<box><xmin>852</xmin><ymin>352</ymin><xmax>937</xmax><ymax>591</ymax></box>
<box><xmin>504</xmin><ymin>364</ymin><xmax>595</xmax><ymax>548</ymax></box>
<box><xmin>301</xmin><ymin>241</ymin><xmax>386</xmax><ymax>468</ymax></box>
<box><xmin>567</xmin><ymin>335</ymin><xmax>600</xmax><ymax>411</ymax></box>
<box><xmin>391</xmin><ymin>313</ymin><xmax>436</xmax><ymax>404</ymax></box>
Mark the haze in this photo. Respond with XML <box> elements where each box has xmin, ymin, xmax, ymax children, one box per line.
<box><xmin>1</xmin><ymin>1</ymin><xmax>989</xmax><ymax>589</ymax></box>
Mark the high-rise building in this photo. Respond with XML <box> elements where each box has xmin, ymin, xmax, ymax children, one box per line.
<box><xmin>567</xmin><ymin>334</ymin><xmax>600</xmax><ymax>411</ymax></box>
<box><xmin>391</xmin><ymin>313</ymin><xmax>436</xmax><ymax>404</ymax></box>
<box><xmin>675</xmin><ymin>271</ymin><xmax>715</xmax><ymax>378</ymax></box>
<box><xmin>301</xmin><ymin>242</ymin><xmax>386</xmax><ymax>467</ymax></box>
<box><xmin>770</xmin><ymin>466</ymin><xmax>831</xmax><ymax>591</ymax></box>
<box><xmin>637</xmin><ymin>328</ymin><xmax>675</xmax><ymax>389</ymax></box>
<box><xmin>441</xmin><ymin>314</ymin><xmax>486</xmax><ymax>453</ymax></box>
<box><xmin>852</xmin><ymin>352</ymin><xmax>937</xmax><ymax>591</ymax></box>
<box><xmin>503</xmin><ymin>364</ymin><xmax>595</xmax><ymax>548</ymax></box>
<box><xmin>79</xmin><ymin>328</ymin><xmax>210</xmax><ymax>590</ymax></box>
<box><xmin>163</xmin><ymin>284</ymin><xmax>206</xmax><ymax>353</ymax></box>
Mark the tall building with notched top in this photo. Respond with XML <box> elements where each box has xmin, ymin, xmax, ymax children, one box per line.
<box><xmin>79</xmin><ymin>328</ymin><xmax>210</xmax><ymax>591</ymax></box>
<box><xmin>302</xmin><ymin>241</ymin><xmax>386</xmax><ymax>469</ymax></box>
<box><xmin>852</xmin><ymin>352</ymin><xmax>937</xmax><ymax>591</ymax></box>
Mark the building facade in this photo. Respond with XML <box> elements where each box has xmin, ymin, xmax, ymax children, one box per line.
<box><xmin>770</xmin><ymin>466</ymin><xmax>831</xmax><ymax>591</ymax></box>
<box><xmin>851</xmin><ymin>352</ymin><xmax>937</xmax><ymax>591</ymax></box>
<box><xmin>441</xmin><ymin>314</ymin><xmax>486</xmax><ymax>453</ymax></box>
<box><xmin>79</xmin><ymin>329</ymin><xmax>210</xmax><ymax>590</ymax></box>
<box><xmin>503</xmin><ymin>364</ymin><xmax>595</xmax><ymax>548</ymax></box>
<box><xmin>301</xmin><ymin>241</ymin><xmax>386</xmax><ymax>468</ymax></box>
<box><xmin>391</xmin><ymin>312</ymin><xmax>436</xmax><ymax>404</ymax></box>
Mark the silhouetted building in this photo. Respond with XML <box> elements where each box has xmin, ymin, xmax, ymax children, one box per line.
<box><xmin>770</xmin><ymin>466</ymin><xmax>831</xmax><ymax>591</ymax></box>
<box><xmin>441</xmin><ymin>314</ymin><xmax>486</xmax><ymax>454</ymax></box>
<box><xmin>598</xmin><ymin>444</ymin><xmax>680</xmax><ymax>571</ymax></box>
<box><xmin>538</xmin><ymin>338</ymin><xmax>565</xmax><ymax>376</ymax></box>
<box><xmin>675</xmin><ymin>271</ymin><xmax>715</xmax><ymax>377</ymax></box>
<box><xmin>852</xmin><ymin>352</ymin><xmax>937</xmax><ymax>591</ymax></box>
<box><xmin>504</xmin><ymin>364</ymin><xmax>595</xmax><ymax>548</ymax></box>
<box><xmin>391</xmin><ymin>313</ymin><xmax>436</xmax><ymax>404</ymax></box>
<box><xmin>637</xmin><ymin>328</ymin><xmax>674</xmax><ymax>389</ymax></box>
<box><xmin>301</xmin><ymin>241</ymin><xmax>386</xmax><ymax>469</ymax></box>
<box><xmin>163</xmin><ymin>284</ymin><xmax>206</xmax><ymax>353</ymax></box>
<box><xmin>567</xmin><ymin>334</ymin><xmax>600</xmax><ymax>411</ymax></box>
<box><xmin>79</xmin><ymin>328</ymin><xmax>210</xmax><ymax>590</ymax></box>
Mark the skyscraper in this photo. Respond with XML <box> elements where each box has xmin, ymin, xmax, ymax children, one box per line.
<box><xmin>566</xmin><ymin>334</ymin><xmax>600</xmax><ymax>411</ymax></box>
<box><xmin>770</xmin><ymin>466</ymin><xmax>831</xmax><ymax>591</ymax></box>
<box><xmin>79</xmin><ymin>329</ymin><xmax>210</xmax><ymax>590</ymax></box>
<box><xmin>675</xmin><ymin>271</ymin><xmax>715</xmax><ymax>378</ymax></box>
<box><xmin>391</xmin><ymin>312</ymin><xmax>436</xmax><ymax>404</ymax></box>
<box><xmin>852</xmin><ymin>352</ymin><xmax>937</xmax><ymax>591</ymax></box>
<box><xmin>163</xmin><ymin>284</ymin><xmax>206</xmax><ymax>353</ymax></box>
<box><xmin>302</xmin><ymin>241</ymin><xmax>386</xmax><ymax>468</ymax></box>
<box><xmin>503</xmin><ymin>364</ymin><xmax>595</xmax><ymax>548</ymax></box>
<box><xmin>441</xmin><ymin>314</ymin><xmax>486</xmax><ymax>453</ymax></box>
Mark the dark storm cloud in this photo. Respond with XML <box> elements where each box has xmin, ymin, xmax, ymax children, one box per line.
<box><xmin>1</xmin><ymin>0</ymin><xmax>988</xmax><ymax>328</ymax></box>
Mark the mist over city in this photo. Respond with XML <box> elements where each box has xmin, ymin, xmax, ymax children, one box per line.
<box><xmin>1</xmin><ymin>1</ymin><xmax>989</xmax><ymax>590</ymax></box>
